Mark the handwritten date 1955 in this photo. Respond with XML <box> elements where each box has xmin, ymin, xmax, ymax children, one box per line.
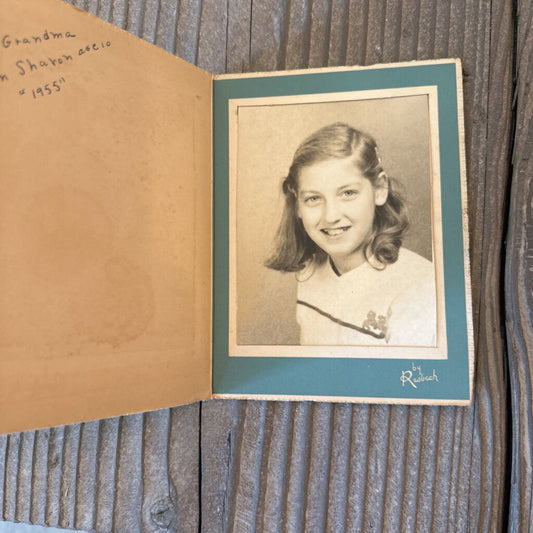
<box><xmin>19</xmin><ymin>77</ymin><xmax>66</xmax><ymax>99</ymax></box>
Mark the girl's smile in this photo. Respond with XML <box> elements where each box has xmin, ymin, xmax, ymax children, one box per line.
<box><xmin>297</xmin><ymin>157</ymin><xmax>388</xmax><ymax>274</ymax></box>
<box><xmin>321</xmin><ymin>226</ymin><xmax>350</xmax><ymax>236</ymax></box>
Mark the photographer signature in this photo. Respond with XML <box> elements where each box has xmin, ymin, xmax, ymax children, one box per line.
<box><xmin>400</xmin><ymin>363</ymin><xmax>439</xmax><ymax>389</ymax></box>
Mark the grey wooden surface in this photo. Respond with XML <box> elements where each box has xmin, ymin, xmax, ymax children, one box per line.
<box><xmin>506</xmin><ymin>0</ymin><xmax>533</xmax><ymax>530</ymax></box>
<box><xmin>1</xmin><ymin>0</ymin><xmax>530</xmax><ymax>531</ymax></box>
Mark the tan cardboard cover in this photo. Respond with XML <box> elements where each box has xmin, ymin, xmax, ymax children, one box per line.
<box><xmin>0</xmin><ymin>0</ymin><xmax>213</xmax><ymax>433</ymax></box>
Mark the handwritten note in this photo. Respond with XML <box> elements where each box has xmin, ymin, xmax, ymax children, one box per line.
<box><xmin>0</xmin><ymin>28</ymin><xmax>112</xmax><ymax>100</ymax></box>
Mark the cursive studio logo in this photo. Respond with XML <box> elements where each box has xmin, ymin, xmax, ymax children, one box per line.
<box><xmin>400</xmin><ymin>363</ymin><xmax>439</xmax><ymax>389</ymax></box>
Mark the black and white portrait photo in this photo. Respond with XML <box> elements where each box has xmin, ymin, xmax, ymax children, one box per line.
<box><xmin>228</xmin><ymin>88</ymin><xmax>447</xmax><ymax>359</ymax></box>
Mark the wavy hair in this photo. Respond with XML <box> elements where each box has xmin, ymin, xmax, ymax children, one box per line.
<box><xmin>265</xmin><ymin>122</ymin><xmax>409</xmax><ymax>272</ymax></box>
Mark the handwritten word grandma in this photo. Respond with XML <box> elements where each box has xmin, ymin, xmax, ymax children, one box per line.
<box><xmin>2</xmin><ymin>30</ymin><xmax>77</xmax><ymax>48</ymax></box>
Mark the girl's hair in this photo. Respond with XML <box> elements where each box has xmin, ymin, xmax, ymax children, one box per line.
<box><xmin>265</xmin><ymin>122</ymin><xmax>409</xmax><ymax>272</ymax></box>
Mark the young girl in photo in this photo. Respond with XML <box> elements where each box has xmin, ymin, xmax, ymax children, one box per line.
<box><xmin>266</xmin><ymin>122</ymin><xmax>436</xmax><ymax>347</ymax></box>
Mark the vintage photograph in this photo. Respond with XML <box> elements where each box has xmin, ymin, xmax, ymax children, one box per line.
<box><xmin>228</xmin><ymin>88</ymin><xmax>447</xmax><ymax>359</ymax></box>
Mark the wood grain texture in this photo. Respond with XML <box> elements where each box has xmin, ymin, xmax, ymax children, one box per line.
<box><xmin>0</xmin><ymin>0</ymin><xmax>519</xmax><ymax>532</ymax></box>
<box><xmin>506</xmin><ymin>0</ymin><xmax>533</xmax><ymax>530</ymax></box>
<box><xmin>468</xmin><ymin>0</ymin><xmax>515</xmax><ymax>530</ymax></box>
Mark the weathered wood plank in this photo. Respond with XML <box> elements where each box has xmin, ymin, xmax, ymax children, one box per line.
<box><xmin>446</xmin><ymin>6</ymin><xmax>487</xmax><ymax>529</ymax></box>
<box><xmin>365</xmin><ymin>0</ymin><xmax>388</xmax><ymax>64</ymax></box>
<box><xmin>196</xmin><ymin>0</ymin><xmax>228</xmax><ymax>73</ymax></box>
<box><xmin>110</xmin><ymin>0</ymin><xmax>128</xmax><ymax>29</ymax></box>
<box><xmin>228</xmin><ymin>401</ymin><xmax>267</xmax><ymax>532</ymax></box>
<box><xmin>58</xmin><ymin>425</ymin><xmax>81</xmax><ymax>529</ymax></box>
<box><xmin>74</xmin><ymin>422</ymin><xmax>99</xmax><ymax>532</ymax></box>
<box><xmin>345</xmin><ymin>1</ymin><xmax>369</xmax><ymax>66</ymax></box>
<box><xmin>325</xmin><ymin>403</ymin><xmax>351</xmax><ymax>531</ymax></box>
<box><xmin>14</xmin><ymin>432</ymin><xmax>35</xmax><ymax>523</ymax></box>
<box><xmin>258</xmin><ymin>402</ymin><xmax>291</xmax><ymax>532</ymax></box>
<box><xmin>0</xmin><ymin>1</ymin><xmax>519</xmax><ymax>532</ymax></box>
<box><xmin>140</xmin><ymin>0</ymin><xmax>163</xmax><ymax>44</ymax></box>
<box><xmin>381</xmin><ymin>0</ymin><xmax>402</xmax><ymax>63</ymax></box>
<box><xmin>174</xmin><ymin>0</ymin><xmax>202</xmax><ymax>64</ymax></box>
<box><xmin>283</xmin><ymin>0</ymin><xmax>312</xmax><ymax>70</ymax></box>
<box><xmin>413</xmin><ymin>408</ymin><xmax>440</xmax><ymax>532</ymax></box>
<box><xmin>345</xmin><ymin>404</ymin><xmax>370</xmax><ymax>531</ymax></box>
<box><xmin>200</xmin><ymin>400</ymin><xmax>242</xmax><ymax>532</ymax></box>
<box><xmin>431</xmin><ymin>407</ymin><xmax>456</xmax><ymax>530</ymax></box>
<box><xmin>167</xmin><ymin>404</ymin><xmax>200</xmax><ymax>533</ymax></box>
<box><xmin>249</xmin><ymin>0</ymin><xmax>287</xmax><ymax>71</ymax></box>
<box><xmin>361</xmin><ymin>405</ymin><xmax>390</xmax><ymax>532</ymax></box>
<box><xmin>94</xmin><ymin>418</ymin><xmax>120</xmax><ymax>533</ymax></box>
<box><xmin>397</xmin><ymin>0</ymin><xmax>420</xmax><ymax>61</ymax></box>
<box><xmin>303</xmin><ymin>403</ymin><xmax>333</xmax><ymax>531</ymax></box>
<box><xmin>307</xmin><ymin>0</ymin><xmax>332</xmax><ymax>68</ymax></box>
<box><xmin>29</xmin><ymin>430</ymin><xmax>50</xmax><ymax>525</ymax></box>
<box><xmin>226</xmin><ymin>0</ymin><xmax>252</xmax><ymax>73</ymax></box>
<box><xmin>124</xmin><ymin>0</ymin><xmax>147</xmax><ymax>36</ymax></box>
<box><xmin>281</xmin><ymin>402</ymin><xmax>312</xmax><ymax>531</ymax></box>
<box><xmin>153</xmin><ymin>0</ymin><xmax>179</xmax><ymax>53</ymax></box>
<box><xmin>0</xmin><ymin>435</ymin><xmax>6</xmax><ymax>520</ymax></box>
<box><xmin>506</xmin><ymin>0</ymin><xmax>533</xmax><ymax>530</ymax></box>
<box><xmin>2</xmin><ymin>433</ymin><xmax>21</xmax><ymax>522</ymax></box>
<box><xmin>113</xmin><ymin>414</ymin><xmax>143</xmax><ymax>532</ymax></box>
<box><xmin>398</xmin><ymin>407</ymin><xmax>423</xmax><ymax>531</ymax></box>
<box><xmin>381</xmin><ymin>406</ymin><xmax>408</xmax><ymax>533</ymax></box>
<box><xmin>97</xmin><ymin>0</ymin><xmax>113</xmax><ymax>21</ymax></box>
<box><xmin>141</xmin><ymin>410</ymin><xmax>173</xmax><ymax>533</ymax></box>
<box><xmin>327</xmin><ymin>0</ymin><xmax>350</xmax><ymax>66</ymax></box>
<box><xmin>44</xmin><ymin>427</ymin><xmax>65</xmax><ymax>527</ymax></box>
<box><xmin>470</xmin><ymin>0</ymin><xmax>515</xmax><ymax>528</ymax></box>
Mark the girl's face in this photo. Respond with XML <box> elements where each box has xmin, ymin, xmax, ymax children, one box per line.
<box><xmin>297</xmin><ymin>157</ymin><xmax>387</xmax><ymax>274</ymax></box>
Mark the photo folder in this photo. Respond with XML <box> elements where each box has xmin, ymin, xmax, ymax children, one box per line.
<box><xmin>0</xmin><ymin>0</ymin><xmax>474</xmax><ymax>434</ymax></box>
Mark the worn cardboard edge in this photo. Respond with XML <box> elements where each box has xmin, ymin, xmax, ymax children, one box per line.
<box><xmin>209</xmin><ymin>77</ymin><xmax>214</xmax><ymax>399</ymax></box>
<box><xmin>1</xmin><ymin>397</ymin><xmax>206</xmax><ymax>436</ymax></box>
<box><xmin>454</xmin><ymin>59</ymin><xmax>476</xmax><ymax>404</ymax></box>
<box><xmin>213</xmin><ymin>58</ymin><xmax>463</xmax><ymax>81</ymax></box>
<box><xmin>211</xmin><ymin>393</ymin><xmax>472</xmax><ymax>406</ymax></box>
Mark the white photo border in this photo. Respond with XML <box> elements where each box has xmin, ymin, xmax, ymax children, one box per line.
<box><xmin>228</xmin><ymin>86</ymin><xmax>448</xmax><ymax>359</ymax></box>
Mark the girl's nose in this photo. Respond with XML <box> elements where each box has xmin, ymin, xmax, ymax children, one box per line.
<box><xmin>323</xmin><ymin>200</ymin><xmax>342</xmax><ymax>224</ymax></box>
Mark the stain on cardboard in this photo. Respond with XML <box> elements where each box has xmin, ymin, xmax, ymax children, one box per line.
<box><xmin>70</xmin><ymin>256</ymin><xmax>155</xmax><ymax>347</ymax></box>
<box><xmin>19</xmin><ymin>187</ymin><xmax>114</xmax><ymax>284</ymax></box>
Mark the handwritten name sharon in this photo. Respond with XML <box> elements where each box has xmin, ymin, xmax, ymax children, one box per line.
<box><xmin>16</xmin><ymin>54</ymin><xmax>73</xmax><ymax>76</ymax></box>
<box><xmin>9</xmin><ymin>41</ymin><xmax>111</xmax><ymax>77</ymax></box>
<box><xmin>2</xmin><ymin>29</ymin><xmax>76</xmax><ymax>49</ymax></box>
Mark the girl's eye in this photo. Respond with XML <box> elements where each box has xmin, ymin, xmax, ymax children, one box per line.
<box><xmin>304</xmin><ymin>195</ymin><xmax>322</xmax><ymax>205</ymax></box>
<box><xmin>342</xmin><ymin>189</ymin><xmax>359</xmax><ymax>198</ymax></box>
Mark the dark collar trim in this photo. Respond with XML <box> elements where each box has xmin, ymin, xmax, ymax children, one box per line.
<box><xmin>297</xmin><ymin>299</ymin><xmax>386</xmax><ymax>339</ymax></box>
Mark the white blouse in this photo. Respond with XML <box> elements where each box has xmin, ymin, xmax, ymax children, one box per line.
<box><xmin>296</xmin><ymin>248</ymin><xmax>437</xmax><ymax>347</ymax></box>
